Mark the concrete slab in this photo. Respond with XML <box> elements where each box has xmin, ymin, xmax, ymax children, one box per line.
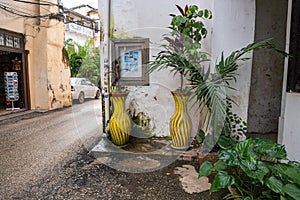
<box><xmin>91</xmin><ymin>136</ymin><xmax>189</xmax><ymax>173</ymax></box>
<box><xmin>174</xmin><ymin>165</ymin><xmax>211</xmax><ymax>194</ymax></box>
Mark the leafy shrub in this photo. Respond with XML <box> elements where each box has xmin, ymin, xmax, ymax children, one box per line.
<box><xmin>199</xmin><ymin>136</ymin><xmax>300</xmax><ymax>200</ymax></box>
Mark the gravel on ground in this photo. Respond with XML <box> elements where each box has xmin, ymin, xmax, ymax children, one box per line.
<box><xmin>11</xmin><ymin>145</ymin><xmax>227</xmax><ymax>200</ymax></box>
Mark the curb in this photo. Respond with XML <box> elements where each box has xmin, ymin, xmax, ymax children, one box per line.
<box><xmin>0</xmin><ymin>110</ymin><xmax>48</xmax><ymax>124</ymax></box>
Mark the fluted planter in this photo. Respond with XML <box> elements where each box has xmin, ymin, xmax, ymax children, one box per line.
<box><xmin>169</xmin><ymin>91</ymin><xmax>192</xmax><ymax>149</ymax></box>
<box><xmin>109</xmin><ymin>92</ymin><xmax>131</xmax><ymax>146</ymax></box>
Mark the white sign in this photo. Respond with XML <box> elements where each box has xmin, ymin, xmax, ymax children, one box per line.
<box><xmin>65</xmin><ymin>23</ymin><xmax>93</xmax><ymax>38</ymax></box>
<box><xmin>4</xmin><ymin>72</ymin><xmax>19</xmax><ymax>101</ymax></box>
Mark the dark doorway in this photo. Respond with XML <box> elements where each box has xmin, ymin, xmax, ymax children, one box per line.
<box><xmin>0</xmin><ymin>51</ymin><xmax>25</xmax><ymax>110</ymax></box>
<box><xmin>287</xmin><ymin>0</ymin><xmax>300</xmax><ymax>92</ymax></box>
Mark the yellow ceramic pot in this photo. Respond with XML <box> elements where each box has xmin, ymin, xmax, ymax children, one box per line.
<box><xmin>109</xmin><ymin>92</ymin><xmax>131</xmax><ymax>146</ymax></box>
<box><xmin>169</xmin><ymin>91</ymin><xmax>192</xmax><ymax>149</ymax></box>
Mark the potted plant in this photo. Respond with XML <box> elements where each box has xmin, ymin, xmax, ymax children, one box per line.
<box><xmin>148</xmin><ymin>5</ymin><xmax>212</xmax><ymax>149</ymax></box>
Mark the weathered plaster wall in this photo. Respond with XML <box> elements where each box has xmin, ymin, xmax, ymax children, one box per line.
<box><xmin>45</xmin><ymin>21</ymin><xmax>72</xmax><ymax>110</ymax></box>
<box><xmin>40</xmin><ymin>3</ymin><xmax>72</xmax><ymax>110</ymax></box>
<box><xmin>29</xmin><ymin>26</ymin><xmax>49</xmax><ymax>110</ymax></box>
<box><xmin>211</xmin><ymin>0</ymin><xmax>256</xmax><ymax>121</ymax></box>
<box><xmin>110</xmin><ymin>0</ymin><xmax>212</xmax><ymax>137</ymax></box>
<box><xmin>248</xmin><ymin>0</ymin><xmax>287</xmax><ymax>133</ymax></box>
<box><xmin>0</xmin><ymin>1</ymin><xmax>37</xmax><ymax>32</ymax></box>
<box><xmin>106</xmin><ymin>0</ymin><xmax>257</xmax><ymax>136</ymax></box>
<box><xmin>0</xmin><ymin>1</ymin><xmax>72</xmax><ymax>110</ymax></box>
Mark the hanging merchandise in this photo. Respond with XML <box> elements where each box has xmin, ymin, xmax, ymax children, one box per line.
<box><xmin>12</xmin><ymin>57</ymin><xmax>21</xmax><ymax>71</ymax></box>
<box><xmin>4</xmin><ymin>72</ymin><xmax>19</xmax><ymax>110</ymax></box>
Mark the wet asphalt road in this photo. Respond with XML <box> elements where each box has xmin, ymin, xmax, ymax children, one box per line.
<box><xmin>0</xmin><ymin>99</ymin><xmax>227</xmax><ymax>200</ymax></box>
<box><xmin>0</xmin><ymin>99</ymin><xmax>102</xmax><ymax>199</ymax></box>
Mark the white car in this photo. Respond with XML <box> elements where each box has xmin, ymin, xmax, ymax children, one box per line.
<box><xmin>71</xmin><ymin>78</ymin><xmax>100</xmax><ymax>103</ymax></box>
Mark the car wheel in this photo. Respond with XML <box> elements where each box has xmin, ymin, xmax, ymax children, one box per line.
<box><xmin>95</xmin><ymin>90</ymin><xmax>100</xmax><ymax>99</ymax></box>
<box><xmin>78</xmin><ymin>92</ymin><xmax>85</xmax><ymax>103</ymax></box>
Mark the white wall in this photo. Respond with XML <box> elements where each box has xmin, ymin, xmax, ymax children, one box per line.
<box><xmin>280</xmin><ymin>93</ymin><xmax>300</xmax><ymax>161</ymax></box>
<box><xmin>98</xmin><ymin>0</ymin><xmax>256</xmax><ymax>137</ymax></box>
<box><xmin>65</xmin><ymin>31</ymin><xmax>92</xmax><ymax>46</ymax></box>
<box><xmin>211</xmin><ymin>0</ymin><xmax>256</xmax><ymax>121</ymax></box>
<box><xmin>108</xmin><ymin>0</ymin><xmax>212</xmax><ymax>137</ymax></box>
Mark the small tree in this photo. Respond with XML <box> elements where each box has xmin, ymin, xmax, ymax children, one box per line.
<box><xmin>64</xmin><ymin>39</ymin><xmax>100</xmax><ymax>83</ymax></box>
<box><xmin>77</xmin><ymin>47</ymin><xmax>100</xmax><ymax>84</ymax></box>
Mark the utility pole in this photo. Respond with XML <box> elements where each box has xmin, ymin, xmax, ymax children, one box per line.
<box><xmin>98</xmin><ymin>0</ymin><xmax>111</xmax><ymax>131</ymax></box>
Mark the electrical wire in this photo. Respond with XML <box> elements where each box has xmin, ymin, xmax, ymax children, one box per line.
<box><xmin>13</xmin><ymin>0</ymin><xmax>60</xmax><ymax>7</ymax></box>
<box><xmin>0</xmin><ymin>4</ymin><xmax>61</xmax><ymax>19</ymax></box>
<box><xmin>0</xmin><ymin>1</ymin><xmax>35</xmax><ymax>16</ymax></box>
<box><xmin>0</xmin><ymin>1</ymin><xmax>64</xmax><ymax>21</ymax></box>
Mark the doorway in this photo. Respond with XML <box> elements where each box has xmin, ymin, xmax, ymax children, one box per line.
<box><xmin>0</xmin><ymin>29</ymin><xmax>28</xmax><ymax>112</ymax></box>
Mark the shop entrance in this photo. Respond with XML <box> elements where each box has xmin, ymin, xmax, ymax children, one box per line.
<box><xmin>0</xmin><ymin>51</ymin><xmax>25</xmax><ymax>110</ymax></box>
<box><xmin>0</xmin><ymin>29</ymin><xmax>28</xmax><ymax>112</ymax></box>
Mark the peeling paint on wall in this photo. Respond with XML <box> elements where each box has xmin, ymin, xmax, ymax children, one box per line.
<box><xmin>125</xmin><ymin>85</ymin><xmax>173</xmax><ymax>137</ymax></box>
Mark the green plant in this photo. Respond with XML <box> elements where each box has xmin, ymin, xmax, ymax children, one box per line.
<box><xmin>222</xmin><ymin>98</ymin><xmax>247</xmax><ymax>141</ymax></box>
<box><xmin>170</xmin><ymin>5</ymin><xmax>212</xmax><ymax>48</ymax></box>
<box><xmin>148</xmin><ymin>4</ymin><xmax>212</xmax><ymax>92</ymax></box>
<box><xmin>64</xmin><ymin>39</ymin><xmax>100</xmax><ymax>83</ymax></box>
<box><xmin>181</xmin><ymin>39</ymin><xmax>288</xmax><ymax>151</ymax></box>
<box><xmin>149</xmin><ymin>5</ymin><xmax>288</xmax><ymax>147</ymax></box>
<box><xmin>199</xmin><ymin>136</ymin><xmax>300</xmax><ymax>200</ymax></box>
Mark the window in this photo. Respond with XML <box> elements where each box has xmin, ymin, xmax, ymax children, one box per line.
<box><xmin>0</xmin><ymin>29</ymin><xmax>23</xmax><ymax>49</ymax></box>
<box><xmin>6</xmin><ymin>35</ymin><xmax>14</xmax><ymax>47</ymax></box>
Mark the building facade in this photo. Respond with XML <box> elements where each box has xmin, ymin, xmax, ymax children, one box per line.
<box><xmin>0</xmin><ymin>0</ymin><xmax>72</xmax><ymax>112</ymax></box>
<box><xmin>64</xmin><ymin>5</ymin><xmax>100</xmax><ymax>47</ymax></box>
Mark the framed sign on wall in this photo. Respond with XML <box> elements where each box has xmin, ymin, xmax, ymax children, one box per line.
<box><xmin>111</xmin><ymin>38</ymin><xmax>149</xmax><ymax>86</ymax></box>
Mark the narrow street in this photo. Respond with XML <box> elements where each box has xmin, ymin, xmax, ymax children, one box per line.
<box><xmin>0</xmin><ymin>99</ymin><xmax>102</xmax><ymax>199</ymax></box>
<box><xmin>0</xmin><ymin>99</ymin><xmax>225</xmax><ymax>200</ymax></box>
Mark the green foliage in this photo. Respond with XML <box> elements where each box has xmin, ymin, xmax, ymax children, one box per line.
<box><xmin>65</xmin><ymin>39</ymin><xmax>87</xmax><ymax>77</ymax></box>
<box><xmin>199</xmin><ymin>137</ymin><xmax>300</xmax><ymax>200</ymax></box>
<box><xmin>64</xmin><ymin>39</ymin><xmax>100</xmax><ymax>83</ymax></box>
<box><xmin>197</xmin><ymin>129</ymin><xmax>206</xmax><ymax>144</ymax></box>
<box><xmin>170</xmin><ymin>5</ymin><xmax>212</xmax><ymax>45</ymax></box>
<box><xmin>149</xmin><ymin>4</ymin><xmax>288</xmax><ymax>145</ymax></box>
<box><xmin>222</xmin><ymin>98</ymin><xmax>247</xmax><ymax>141</ymax></box>
<box><xmin>188</xmin><ymin>39</ymin><xmax>287</xmax><ymax>134</ymax></box>
<box><xmin>148</xmin><ymin>5</ymin><xmax>212</xmax><ymax>91</ymax></box>
<box><xmin>77</xmin><ymin>47</ymin><xmax>100</xmax><ymax>84</ymax></box>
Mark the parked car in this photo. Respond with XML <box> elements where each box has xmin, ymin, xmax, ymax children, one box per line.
<box><xmin>71</xmin><ymin>78</ymin><xmax>100</xmax><ymax>103</ymax></box>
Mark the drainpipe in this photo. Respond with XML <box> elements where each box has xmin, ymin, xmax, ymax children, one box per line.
<box><xmin>98</xmin><ymin>0</ymin><xmax>111</xmax><ymax>132</ymax></box>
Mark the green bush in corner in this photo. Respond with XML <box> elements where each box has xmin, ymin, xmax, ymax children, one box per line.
<box><xmin>199</xmin><ymin>136</ymin><xmax>300</xmax><ymax>200</ymax></box>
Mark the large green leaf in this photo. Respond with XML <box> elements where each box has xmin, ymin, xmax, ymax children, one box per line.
<box><xmin>235</xmin><ymin>139</ymin><xmax>252</xmax><ymax>158</ymax></box>
<box><xmin>199</xmin><ymin>160</ymin><xmax>214</xmax><ymax>177</ymax></box>
<box><xmin>275</xmin><ymin>163</ymin><xmax>300</xmax><ymax>185</ymax></box>
<box><xmin>265</xmin><ymin>175</ymin><xmax>284</xmax><ymax>193</ymax></box>
<box><xmin>252</xmin><ymin>138</ymin><xmax>287</xmax><ymax>160</ymax></box>
<box><xmin>210</xmin><ymin>171</ymin><xmax>235</xmax><ymax>192</ymax></box>
<box><xmin>213</xmin><ymin>160</ymin><xmax>227</xmax><ymax>171</ymax></box>
<box><xmin>240</xmin><ymin>161</ymin><xmax>269</xmax><ymax>183</ymax></box>
<box><xmin>218</xmin><ymin>149</ymin><xmax>239</xmax><ymax>166</ymax></box>
<box><xmin>282</xmin><ymin>184</ymin><xmax>300</xmax><ymax>200</ymax></box>
<box><xmin>217</xmin><ymin>135</ymin><xmax>237</xmax><ymax>149</ymax></box>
